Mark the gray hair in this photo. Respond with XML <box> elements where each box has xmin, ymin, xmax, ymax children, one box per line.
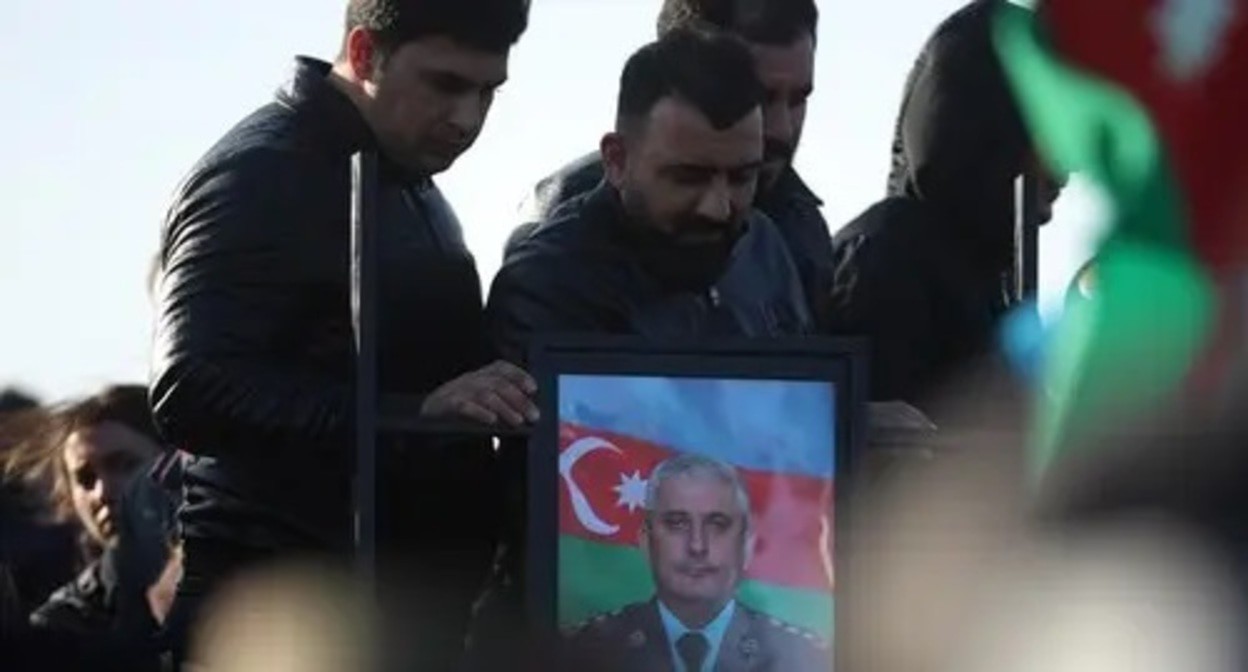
<box><xmin>644</xmin><ymin>453</ymin><xmax>752</xmax><ymax>532</ymax></box>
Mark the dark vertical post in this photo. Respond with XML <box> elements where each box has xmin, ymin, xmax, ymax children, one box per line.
<box><xmin>1013</xmin><ymin>173</ymin><xmax>1040</xmax><ymax>303</ymax></box>
<box><xmin>351</xmin><ymin>151</ymin><xmax>380</xmax><ymax>588</ymax></box>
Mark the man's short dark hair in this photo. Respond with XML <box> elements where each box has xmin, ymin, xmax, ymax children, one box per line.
<box><xmin>656</xmin><ymin>0</ymin><xmax>818</xmax><ymax>45</ymax></box>
<box><xmin>344</xmin><ymin>0</ymin><xmax>530</xmax><ymax>57</ymax></box>
<box><xmin>617</xmin><ymin>27</ymin><xmax>765</xmax><ymax>134</ymax></box>
<box><xmin>0</xmin><ymin>388</ymin><xmax>39</xmax><ymax>415</ymax></box>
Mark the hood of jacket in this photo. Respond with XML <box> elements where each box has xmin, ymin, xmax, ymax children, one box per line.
<box><xmin>886</xmin><ymin>0</ymin><xmax>1031</xmax><ymax>271</ymax></box>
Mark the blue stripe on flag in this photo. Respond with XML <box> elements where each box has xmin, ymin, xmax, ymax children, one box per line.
<box><xmin>558</xmin><ymin>374</ymin><xmax>836</xmax><ymax>478</ymax></box>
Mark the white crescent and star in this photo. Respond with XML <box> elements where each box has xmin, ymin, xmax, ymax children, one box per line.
<box><xmin>560</xmin><ymin>436</ymin><xmax>651</xmax><ymax>536</ymax></box>
<box><xmin>614</xmin><ymin>470</ymin><xmax>648</xmax><ymax>514</ymax></box>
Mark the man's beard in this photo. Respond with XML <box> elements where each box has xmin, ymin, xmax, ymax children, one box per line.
<box><xmin>620</xmin><ymin>192</ymin><xmax>741</xmax><ymax>292</ymax></box>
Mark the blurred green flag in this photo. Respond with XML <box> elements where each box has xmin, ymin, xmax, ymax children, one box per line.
<box><xmin>992</xmin><ymin>0</ymin><xmax>1248</xmax><ymax>476</ymax></box>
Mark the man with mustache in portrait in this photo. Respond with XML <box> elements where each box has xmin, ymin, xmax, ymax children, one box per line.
<box><xmin>560</xmin><ymin>454</ymin><xmax>830</xmax><ymax>672</ymax></box>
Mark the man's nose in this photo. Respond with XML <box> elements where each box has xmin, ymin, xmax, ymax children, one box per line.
<box><xmin>694</xmin><ymin>179</ymin><xmax>732</xmax><ymax>222</ymax></box>
<box><xmin>687</xmin><ymin>525</ymin><xmax>709</xmax><ymax>556</ymax></box>
<box><xmin>448</xmin><ymin>94</ymin><xmax>484</xmax><ymax>139</ymax></box>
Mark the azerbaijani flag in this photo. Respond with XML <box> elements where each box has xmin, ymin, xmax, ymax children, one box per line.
<box><xmin>992</xmin><ymin>0</ymin><xmax>1248</xmax><ymax>475</ymax></box>
<box><xmin>555</xmin><ymin>374</ymin><xmax>836</xmax><ymax>639</ymax></box>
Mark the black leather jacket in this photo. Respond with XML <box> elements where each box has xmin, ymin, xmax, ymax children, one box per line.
<box><xmin>150</xmin><ymin>58</ymin><xmax>491</xmax><ymax>552</ymax></box>
<box><xmin>506</xmin><ymin>153</ymin><xmax>836</xmax><ymax>329</ymax></box>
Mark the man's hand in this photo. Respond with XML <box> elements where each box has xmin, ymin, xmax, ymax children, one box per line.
<box><xmin>421</xmin><ymin>360</ymin><xmax>539</xmax><ymax>427</ymax></box>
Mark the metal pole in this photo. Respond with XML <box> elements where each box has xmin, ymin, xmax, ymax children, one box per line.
<box><xmin>1013</xmin><ymin>173</ymin><xmax>1040</xmax><ymax>303</ymax></box>
<box><xmin>351</xmin><ymin>151</ymin><xmax>380</xmax><ymax>588</ymax></box>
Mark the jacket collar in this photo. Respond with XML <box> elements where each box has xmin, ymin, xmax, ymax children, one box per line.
<box><xmin>274</xmin><ymin>56</ymin><xmax>379</xmax><ymax>160</ymax></box>
<box><xmin>758</xmin><ymin>165</ymin><xmax>824</xmax><ymax>211</ymax></box>
<box><xmin>274</xmin><ymin>57</ymin><xmax>437</xmax><ymax>186</ymax></box>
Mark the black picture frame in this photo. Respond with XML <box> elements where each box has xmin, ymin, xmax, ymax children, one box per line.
<box><xmin>525</xmin><ymin>334</ymin><xmax>866</xmax><ymax>667</ymax></box>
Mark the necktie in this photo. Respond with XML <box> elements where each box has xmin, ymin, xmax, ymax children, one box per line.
<box><xmin>676</xmin><ymin>632</ymin><xmax>710</xmax><ymax>672</ymax></box>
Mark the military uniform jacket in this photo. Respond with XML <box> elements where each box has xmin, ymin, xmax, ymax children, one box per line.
<box><xmin>561</xmin><ymin>599</ymin><xmax>831</xmax><ymax>672</ymax></box>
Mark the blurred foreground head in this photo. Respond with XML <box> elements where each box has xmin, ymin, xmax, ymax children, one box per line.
<box><xmin>190</xmin><ymin>562</ymin><xmax>377</xmax><ymax>672</ymax></box>
<box><xmin>841</xmin><ymin>372</ymin><xmax>1248</xmax><ymax>672</ymax></box>
<box><xmin>190</xmin><ymin>558</ymin><xmax>491</xmax><ymax>672</ymax></box>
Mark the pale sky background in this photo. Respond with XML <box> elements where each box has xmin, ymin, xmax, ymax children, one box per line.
<box><xmin>0</xmin><ymin>0</ymin><xmax>1106</xmax><ymax>401</ymax></box>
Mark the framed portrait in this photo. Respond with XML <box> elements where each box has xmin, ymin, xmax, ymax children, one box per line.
<box><xmin>526</xmin><ymin>335</ymin><xmax>865</xmax><ymax>671</ymax></box>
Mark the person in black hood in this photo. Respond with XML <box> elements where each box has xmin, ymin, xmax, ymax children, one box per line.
<box><xmin>825</xmin><ymin>0</ymin><xmax>1065</xmax><ymax>417</ymax></box>
<box><xmin>505</xmin><ymin>0</ymin><xmax>835</xmax><ymax>329</ymax></box>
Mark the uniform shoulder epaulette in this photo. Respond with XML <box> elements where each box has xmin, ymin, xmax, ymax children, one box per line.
<box><xmin>753</xmin><ymin>608</ymin><xmax>831</xmax><ymax>651</ymax></box>
<box><xmin>563</xmin><ymin>606</ymin><xmax>627</xmax><ymax>638</ymax></box>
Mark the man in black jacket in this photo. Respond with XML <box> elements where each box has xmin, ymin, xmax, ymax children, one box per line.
<box><xmin>150</xmin><ymin>1</ymin><xmax>535</xmax><ymax>668</ymax></box>
<box><xmin>826</xmin><ymin>0</ymin><xmax>1065</xmax><ymax>417</ymax></box>
<box><xmin>506</xmin><ymin>0</ymin><xmax>834</xmax><ymax>328</ymax></box>
<box><xmin>471</xmin><ymin>28</ymin><xmax>813</xmax><ymax>670</ymax></box>
<box><xmin>490</xmin><ymin>27</ymin><xmax>813</xmax><ymax>361</ymax></box>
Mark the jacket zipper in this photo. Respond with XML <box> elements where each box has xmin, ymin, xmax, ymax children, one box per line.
<box><xmin>687</xmin><ymin>285</ymin><xmax>721</xmax><ymax>335</ymax></box>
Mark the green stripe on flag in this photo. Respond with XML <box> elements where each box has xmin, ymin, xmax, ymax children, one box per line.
<box><xmin>991</xmin><ymin>3</ymin><xmax>1185</xmax><ymax>248</ymax></box>
<box><xmin>559</xmin><ymin>535</ymin><xmax>655</xmax><ymax>624</ymax></box>
<box><xmin>737</xmin><ymin>580</ymin><xmax>834</xmax><ymax>642</ymax></box>
<box><xmin>992</xmin><ymin>4</ymin><xmax>1216</xmax><ymax>477</ymax></box>
<box><xmin>558</xmin><ymin>536</ymin><xmax>833</xmax><ymax>639</ymax></box>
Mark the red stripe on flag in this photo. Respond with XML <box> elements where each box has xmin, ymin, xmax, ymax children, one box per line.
<box><xmin>1185</xmin><ymin>278</ymin><xmax>1246</xmax><ymax>397</ymax></box>
<box><xmin>1044</xmin><ymin>0</ymin><xmax>1248</xmax><ymax>270</ymax></box>
<box><xmin>557</xmin><ymin>423</ymin><xmax>833</xmax><ymax>592</ymax></box>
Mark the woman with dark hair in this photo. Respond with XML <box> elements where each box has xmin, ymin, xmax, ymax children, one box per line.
<box><xmin>3</xmin><ymin>386</ymin><xmax>164</xmax><ymax>553</ymax></box>
<box><xmin>0</xmin><ymin>384</ymin><xmax>182</xmax><ymax>670</ymax></box>
<box><xmin>0</xmin><ymin>391</ymin><xmax>80</xmax><ymax>628</ymax></box>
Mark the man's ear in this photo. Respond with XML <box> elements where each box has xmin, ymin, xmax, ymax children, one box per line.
<box><xmin>600</xmin><ymin>132</ymin><xmax>629</xmax><ymax>189</ymax></box>
<box><xmin>639</xmin><ymin>517</ymin><xmax>651</xmax><ymax>554</ymax></box>
<box><xmin>343</xmin><ymin>26</ymin><xmax>381</xmax><ymax>83</ymax></box>
<box><xmin>743</xmin><ymin>530</ymin><xmax>756</xmax><ymax>570</ymax></box>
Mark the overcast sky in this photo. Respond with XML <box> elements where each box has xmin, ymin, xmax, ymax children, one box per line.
<box><xmin>0</xmin><ymin>0</ymin><xmax>1105</xmax><ymax>400</ymax></box>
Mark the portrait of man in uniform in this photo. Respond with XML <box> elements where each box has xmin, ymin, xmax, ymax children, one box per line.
<box><xmin>562</xmin><ymin>452</ymin><xmax>831</xmax><ymax>672</ymax></box>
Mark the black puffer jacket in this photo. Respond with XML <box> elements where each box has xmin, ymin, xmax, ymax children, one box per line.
<box><xmin>150</xmin><ymin>57</ymin><xmax>494</xmax><ymax>553</ymax></box>
<box><xmin>506</xmin><ymin>153</ymin><xmax>835</xmax><ymax>329</ymax></box>
<box><xmin>826</xmin><ymin>0</ymin><xmax>1029</xmax><ymax>411</ymax></box>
